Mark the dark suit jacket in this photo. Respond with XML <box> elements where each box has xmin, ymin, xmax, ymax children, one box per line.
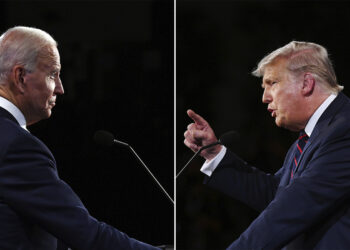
<box><xmin>0</xmin><ymin>107</ymin><xmax>159</xmax><ymax>250</ymax></box>
<box><xmin>205</xmin><ymin>92</ymin><xmax>350</xmax><ymax>249</ymax></box>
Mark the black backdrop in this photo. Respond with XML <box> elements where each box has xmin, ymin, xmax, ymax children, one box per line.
<box><xmin>177</xmin><ymin>1</ymin><xmax>350</xmax><ymax>249</ymax></box>
<box><xmin>0</xmin><ymin>0</ymin><xmax>173</xmax><ymax>247</ymax></box>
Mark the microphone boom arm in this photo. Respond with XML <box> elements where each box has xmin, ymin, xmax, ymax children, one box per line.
<box><xmin>176</xmin><ymin>141</ymin><xmax>221</xmax><ymax>179</ymax></box>
<box><xmin>177</xmin><ymin>131</ymin><xmax>238</xmax><ymax>179</ymax></box>
<box><xmin>126</xmin><ymin>143</ymin><xmax>174</xmax><ymax>204</ymax></box>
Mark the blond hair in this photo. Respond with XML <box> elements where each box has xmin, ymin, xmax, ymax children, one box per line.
<box><xmin>252</xmin><ymin>41</ymin><xmax>343</xmax><ymax>93</ymax></box>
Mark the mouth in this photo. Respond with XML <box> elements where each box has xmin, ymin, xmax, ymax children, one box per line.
<box><xmin>48</xmin><ymin>101</ymin><xmax>56</xmax><ymax>107</ymax></box>
<box><xmin>268</xmin><ymin>108</ymin><xmax>276</xmax><ymax>117</ymax></box>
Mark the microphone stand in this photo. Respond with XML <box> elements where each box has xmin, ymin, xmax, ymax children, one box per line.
<box><xmin>176</xmin><ymin>141</ymin><xmax>221</xmax><ymax>179</ymax></box>
<box><xmin>115</xmin><ymin>139</ymin><xmax>174</xmax><ymax>205</ymax></box>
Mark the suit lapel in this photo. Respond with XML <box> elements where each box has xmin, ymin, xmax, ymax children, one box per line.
<box><xmin>279</xmin><ymin>142</ymin><xmax>298</xmax><ymax>186</ymax></box>
<box><xmin>310</xmin><ymin>92</ymin><xmax>348</xmax><ymax>140</ymax></box>
<box><xmin>0</xmin><ymin>106</ymin><xmax>57</xmax><ymax>169</ymax></box>
<box><xmin>293</xmin><ymin>93</ymin><xmax>349</xmax><ymax>176</ymax></box>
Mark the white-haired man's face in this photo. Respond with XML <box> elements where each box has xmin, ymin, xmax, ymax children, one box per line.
<box><xmin>21</xmin><ymin>46</ymin><xmax>64</xmax><ymax>125</ymax></box>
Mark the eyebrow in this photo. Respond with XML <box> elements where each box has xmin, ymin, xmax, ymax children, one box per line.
<box><xmin>261</xmin><ymin>78</ymin><xmax>272</xmax><ymax>88</ymax></box>
<box><xmin>52</xmin><ymin>64</ymin><xmax>61</xmax><ymax>71</ymax></box>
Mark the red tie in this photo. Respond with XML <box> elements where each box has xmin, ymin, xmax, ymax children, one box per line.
<box><xmin>291</xmin><ymin>130</ymin><xmax>309</xmax><ymax>179</ymax></box>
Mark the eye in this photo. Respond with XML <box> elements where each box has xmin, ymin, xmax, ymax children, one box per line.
<box><xmin>49</xmin><ymin>71</ymin><xmax>58</xmax><ymax>80</ymax></box>
<box><xmin>271</xmin><ymin>81</ymin><xmax>278</xmax><ymax>85</ymax></box>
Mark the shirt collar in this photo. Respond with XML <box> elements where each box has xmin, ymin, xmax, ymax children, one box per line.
<box><xmin>0</xmin><ymin>96</ymin><xmax>27</xmax><ymax>131</ymax></box>
<box><xmin>304</xmin><ymin>93</ymin><xmax>337</xmax><ymax>137</ymax></box>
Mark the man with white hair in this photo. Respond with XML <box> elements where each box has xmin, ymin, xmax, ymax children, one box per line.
<box><xmin>0</xmin><ymin>26</ymin><xmax>159</xmax><ymax>250</ymax></box>
<box><xmin>184</xmin><ymin>41</ymin><xmax>350</xmax><ymax>249</ymax></box>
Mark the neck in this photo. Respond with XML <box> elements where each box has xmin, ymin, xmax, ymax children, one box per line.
<box><xmin>0</xmin><ymin>85</ymin><xmax>18</xmax><ymax>106</ymax></box>
<box><xmin>303</xmin><ymin>90</ymin><xmax>332</xmax><ymax>128</ymax></box>
<box><xmin>0</xmin><ymin>84</ymin><xmax>32</xmax><ymax>124</ymax></box>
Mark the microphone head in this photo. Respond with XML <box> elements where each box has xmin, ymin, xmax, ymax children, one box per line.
<box><xmin>94</xmin><ymin>130</ymin><xmax>115</xmax><ymax>147</ymax></box>
<box><xmin>219</xmin><ymin>130</ymin><xmax>239</xmax><ymax>147</ymax></box>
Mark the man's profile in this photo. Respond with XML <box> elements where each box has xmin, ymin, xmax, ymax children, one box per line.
<box><xmin>184</xmin><ymin>41</ymin><xmax>350</xmax><ymax>249</ymax></box>
<box><xmin>0</xmin><ymin>26</ymin><xmax>159</xmax><ymax>250</ymax></box>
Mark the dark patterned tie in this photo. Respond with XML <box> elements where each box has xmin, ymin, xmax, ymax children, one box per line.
<box><xmin>291</xmin><ymin>130</ymin><xmax>309</xmax><ymax>179</ymax></box>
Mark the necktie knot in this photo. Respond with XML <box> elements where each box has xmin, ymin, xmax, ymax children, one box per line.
<box><xmin>298</xmin><ymin>130</ymin><xmax>309</xmax><ymax>141</ymax></box>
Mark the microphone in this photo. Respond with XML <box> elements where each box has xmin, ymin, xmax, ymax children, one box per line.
<box><xmin>94</xmin><ymin>130</ymin><xmax>174</xmax><ymax>205</ymax></box>
<box><xmin>176</xmin><ymin>130</ymin><xmax>239</xmax><ymax>179</ymax></box>
<box><xmin>94</xmin><ymin>130</ymin><xmax>129</xmax><ymax>147</ymax></box>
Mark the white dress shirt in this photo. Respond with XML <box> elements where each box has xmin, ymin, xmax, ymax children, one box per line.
<box><xmin>200</xmin><ymin>93</ymin><xmax>337</xmax><ymax>177</ymax></box>
<box><xmin>0</xmin><ymin>96</ymin><xmax>27</xmax><ymax>131</ymax></box>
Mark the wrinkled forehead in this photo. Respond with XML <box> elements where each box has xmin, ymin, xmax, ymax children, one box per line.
<box><xmin>43</xmin><ymin>46</ymin><xmax>60</xmax><ymax>62</ymax></box>
<box><xmin>37</xmin><ymin>46</ymin><xmax>61</xmax><ymax>70</ymax></box>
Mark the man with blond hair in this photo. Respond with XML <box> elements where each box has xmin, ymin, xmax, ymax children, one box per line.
<box><xmin>184</xmin><ymin>41</ymin><xmax>350</xmax><ymax>249</ymax></box>
<box><xmin>0</xmin><ymin>26</ymin><xmax>159</xmax><ymax>250</ymax></box>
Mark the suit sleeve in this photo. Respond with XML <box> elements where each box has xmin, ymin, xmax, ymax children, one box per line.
<box><xmin>227</xmin><ymin>122</ymin><xmax>350</xmax><ymax>249</ymax></box>
<box><xmin>0</xmin><ymin>132</ymin><xmax>159</xmax><ymax>250</ymax></box>
<box><xmin>204</xmin><ymin>150</ymin><xmax>283</xmax><ymax>212</ymax></box>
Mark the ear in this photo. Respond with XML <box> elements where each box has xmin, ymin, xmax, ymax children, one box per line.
<box><xmin>302</xmin><ymin>73</ymin><xmax>315</xmax><ymax>96</ymax></box>
<box><xmin>11</xmin><ymin>65</ymin><xmax>26</xmax><ymax>94</ymax></box>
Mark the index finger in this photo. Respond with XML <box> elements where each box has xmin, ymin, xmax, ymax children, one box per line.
<box><xmin>187</xmin><ymin>109</ymin><xmax>207</xmax><ymax>127</ymax></box>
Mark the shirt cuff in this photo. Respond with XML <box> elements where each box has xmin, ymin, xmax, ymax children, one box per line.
<box><xmin>200</xmin><ymin>146</ymin><xmax>227</xmax><ymax>177</ymax></box>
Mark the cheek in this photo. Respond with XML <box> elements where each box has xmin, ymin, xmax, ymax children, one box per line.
<box><xmin>278</xmin><ymin>92</ymin><xmax>300</xmax><ymax>120</ymax></box>
<box><xmin>44</xmin><ymin>80</ymin><xmax>56</xmax><ymax>96</ymax></box>
<box><xmin>275</xmin><ymin>86</ymin><xmax>296</xmax><ymax>106</ymax></box>
<box><xmin>35</xmin><ymin>81</ymin><xmax>55</xmax><ymax>106</ymax></box>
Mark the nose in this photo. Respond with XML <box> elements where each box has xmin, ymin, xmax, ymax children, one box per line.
<box><xmin>262</xmin><ymin>88</ymin><xmax>272</xmax><ymax>104</ymax></box>
<box><xmin>55</xmin><ymin>77</ymin><xmax>64</xmax><ymax>95</ymax></box>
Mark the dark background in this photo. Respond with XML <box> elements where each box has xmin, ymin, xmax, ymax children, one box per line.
<box><xmin>177</xmin><ymin>1</ymin><xmax>350</xmax><ymax>249</ymax></box>
<box><xmin>0</xmin><ymin>0</ymin><xmax>173</xmax><ymax>247</ymax></box>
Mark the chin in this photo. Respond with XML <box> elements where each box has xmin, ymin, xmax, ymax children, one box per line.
<box><xmin>275</xmin><ymin>118</ymin><xmax>283</xmax><ymax>128</ymax></box>
<box><xmin>275</xmin><ymin>119</ymin><xmax>290</xmax><ymax>130</ymax></box>
<box><xmin>41</xmin><ymin>110</ymin><xmax>52</xmax><ymax>120</ymax></box>
<box><xmin>277</xmin><ymin>121</ymin><xmax>299</xmax><ymax>132</ymax></box>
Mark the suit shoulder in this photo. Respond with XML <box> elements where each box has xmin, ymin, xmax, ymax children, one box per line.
<box><xmin>0</xmin><ymin>117</ymin><xmax>30</xmax><ymax>145</ymax></box>
<box><xmin>0</xmin><ymin>117</ymin><xmax>49</xmax><ymax>156</ymax></box>
<box><xmin>322</xmin><ymin>106</ymin><xmax>350</xmax><ymax>144</ymax></box>
<box><xmin>333</xmin><ymin>98</ymin><xmax>350</xmax><ymax>126</ymax></box>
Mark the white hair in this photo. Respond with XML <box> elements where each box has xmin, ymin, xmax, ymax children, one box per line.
<box><xmin>252</xmin><ymin>41</ymin><xmax>343</xmax><ymax>93</ymax></box>
<box><xmin>0</xmin><ymin>26</ymin><xmax>57</xmax><ymax>83</ymax></box>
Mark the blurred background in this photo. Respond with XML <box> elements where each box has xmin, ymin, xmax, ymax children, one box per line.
<box><xmin>176</xmin><ymin>0</ymin><xmax>350</xmax><ymax>249</ymax></box>
<box><xmin>0</xmin><ymin>0</ymin><xmax>173</xmax><ymax>247</ymax></box>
